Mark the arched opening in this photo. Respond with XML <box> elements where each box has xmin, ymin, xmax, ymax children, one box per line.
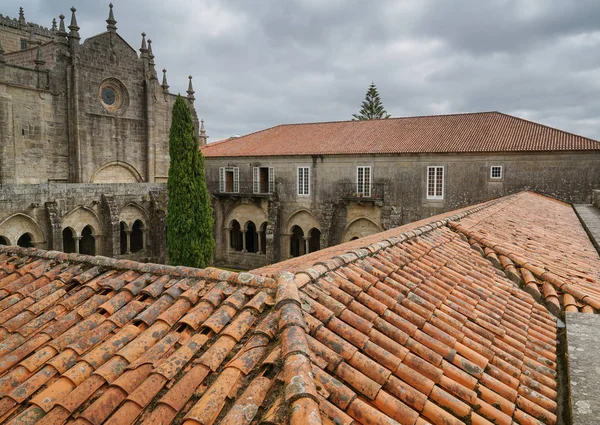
<box><xmin>290</xmin><ymin>225</ymin><xmax>305</xmax><ymax>258</ymax></box>
<box><xmin>131</xmin><ymin>220</ymin><xmax>144</xmax><ymax>253</ymax></box>
<box><xmin>260</xmin><ymin>222</ymin><xmax>267</xmax><ymax>254</ymax></box>
<box><xmin>120</xmin><ymin>222</ymin><xmax>128</xmax><ymax>255</ymax></box>
<box><xmin>63</xmin><ymin>228</ymin><xmax>76</xmax><ymax>253</ymax></box>
<box><xmin>350</xmin><ymin>236</ymin><xmax>359</xmax><ymax>241</ymax></box>
<box><xmin>245</xmin><ymin>221</ymin><xmax>257</xmax><ymax>253</ymax></box>
<box><xmin>0</xmin><ymin>236</ymin><xmax>8</xmax><ymax>245</ymax></box>
<box><xmin>230</xmin><ymin>220</ymin><xmax>243</xmax><ymax>251</ymax></box>
<box><xmin>17</xmin><ymin>233</ymin><xmax>34</xmax><ymax>248</ymax></box>
<box><xmin>308</xmin><ymin>228</ymin><xmax>321</xmax><ymax>253</ymax></box>
<box><xmin>80</xmin><ymin>226</ymin><xmax>96</xmax><ymax>256</ymax></box>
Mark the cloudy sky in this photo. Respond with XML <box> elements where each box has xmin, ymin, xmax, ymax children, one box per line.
<box><xmin>9</xmin><ymin>0</ymin><xmax>600</xmax><ymax>141</ymax></box>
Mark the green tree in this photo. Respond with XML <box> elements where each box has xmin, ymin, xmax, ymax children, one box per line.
<box><xmin>167</xmin><ymin>95</ymin><xmax>215</xmax><ymax>267</ymax></box>
<box><xmin>352</xmin><ymin>82</ymin><xmax>391</xmax><ymax>120</ymax></box>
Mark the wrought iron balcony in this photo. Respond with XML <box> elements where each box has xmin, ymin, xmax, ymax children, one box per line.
<box><xmin>207</xmin><ymin>180</ymin><xmax>276</xmax><ymax>197</ymax></box>
<box><xmin>339</xmin><ymin>182</ymin><xmax>386</xmax><ymax>201</ymax></box>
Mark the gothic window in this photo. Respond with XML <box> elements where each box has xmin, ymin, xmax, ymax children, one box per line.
<box><xmin>80</xmin><ymin>226</ymin><xmax>96</xmax><ymax>256</ymax></box>
<box><xmin>130</xmin><ymin>220</ymin><xmax>144</xmax><ymax>253</ymax></box>
<box><xmin>63</xmin><ymin>228</ymin><xmax>76</xmax><ymax>253</ymax></box>
<box><xmin>17</xmin><ymin>233</ymin><xmax>34</xmax><ymax>248</ymax></box>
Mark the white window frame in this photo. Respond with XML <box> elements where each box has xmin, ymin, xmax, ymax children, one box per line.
<box><xmin>219</xmin><ymin>166</ymin><xmax>239</xmax><ymax>193</ymax></box>
<box><xmin>253</xmin><ymin>167</ymin><xmax>275</xmax><ymax>194</ymax></box>
<box><xmin>426</xmin><ymin>166</ymin><xmax>444</xmax><ymax>200</ymax></box>
<box><xmin>356</xmin><ymin>166</ymin><xmax>372</xmax><ymax>197</ymax></box>
<box><xmin>297</xmin><ymin>167</ymin><xmax>310</xmax><ymax>196</ymax></box>
<box><xmin>490</xmin><ymin>165</ymin><xmax>503</xmax><ymax>179</ymax></box>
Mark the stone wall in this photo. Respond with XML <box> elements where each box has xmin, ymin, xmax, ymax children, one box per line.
<box><xmin>593</xmin><ymin>190</ymin><xmax>600</xmax><ymax>209</ymax></box>
<box><xmin>0</xmin><ymin>183</ymin><xmax>167</xmax><ymax>262</ymax></box>
<box><xmin>206</xmin><ymin>151</ymin><xmax>600</xmax><ymax>268</ymax></box>
<box><xmin>0</xmin><ymin>13</ymin><xmax>53</xmax><ymax>54</ymax></box>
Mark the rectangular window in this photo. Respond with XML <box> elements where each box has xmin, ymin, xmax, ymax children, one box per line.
<box><xmin>357</xmin><ymin>166</ymin><xmax>372</xmax><ymax>197</ymax></box>
<box><xmin>219</xmin><ymin>167</ymin><xmax>239</xmax><ymax>193</ymax></box>
<box><xmin>427</xmin><ymin>166</ymin><xmax>444</xmax><ymax>200</ymax></box>
<box><xmin>253</xmin><ymin>167</ymin><xmax>275</xmax><ymax>194</ymax></box>
<box><xmin>297</xmin><ymin>167</ymin><xmax>310</xmax><ymax>196</ymax></box>
<box><xmin>490</xmin><ymin>166</ymin><xmax>502</xmax><ymax>179</ymax></box>
<box><xmin>20</xmin><ymin>39</ymin><xmax>27</xmax><ymax>50</ymax></box>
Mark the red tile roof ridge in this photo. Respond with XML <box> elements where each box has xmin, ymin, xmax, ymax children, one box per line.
<box><xmin>0</xmin><ymin>245</ymin><xmax>277</xmax><ymax>288</ymax></box>
<box><xmin>286</xmin><ymin>194</ymin><xmax>514</xmax><ymax>285</ymax></box>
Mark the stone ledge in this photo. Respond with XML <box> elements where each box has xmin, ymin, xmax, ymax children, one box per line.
<box><xmin>566</xmin><ymin>312</ymin><xmax>600</xmax><ymax>425</ymax></box>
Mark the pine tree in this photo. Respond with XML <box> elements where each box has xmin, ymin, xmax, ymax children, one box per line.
<box><xmin>352</xmin><ymin>82</ymin><xmax>391</xmax><ymax>120</ymax></box>
<box><xmin>167</xmin><ymin>96</ymin><xmax>215</xmax><ymax>268</ymax></box>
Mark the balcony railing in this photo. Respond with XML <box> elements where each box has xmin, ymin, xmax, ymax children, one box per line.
<box><xmin>339</xmin><ymin>182</ymin><xmax>386</xmax><ymax>201</ymax></box>
<box><xmin>207</xmin><ymin>180</ymin><xmax>276</xmax><ymax>196</ymax></box>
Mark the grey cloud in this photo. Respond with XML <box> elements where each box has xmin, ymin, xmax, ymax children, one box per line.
<box><xmin>12</xmin><ymin>0</ymin><xmax>600</xmax><ymax>141</ymax></box>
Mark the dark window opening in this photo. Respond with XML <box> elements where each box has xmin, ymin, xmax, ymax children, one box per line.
<box><xmin>17</xmin><ymin>233</ymin><xmax>34</xmax><ymax>248</ymax></box>
<box><xmin>63</xmin><ymin>228</ymin><xmax>76</xmax><ymax>253</ymax></box>
<box><xmin>290</xmin><ymin>225</ymin><xmax>305</xmax><ymax>258</ymax></box>
<box><xmin>20</xmin><ymin>39</ymin><xmax>27</xmax><ymax>50</ymax></box>
<box><xmin>130</xmin><ymin>220</ymin><xmax>144</xmax><ymax>253</ymax></box>
<box><xmin>21</xmin><ymin>129</ymin><xmax>25</xmax><ymax>136</ymax></box>
<box><xmin>308</xmin><ymin>228</ymin><xmax>321</xmax><ymax>253</ymax></box>
<box><xmin>230</xmin><ymin>220</ymin><xmax>243</xmax><ymax>251</ymax></box>
<box><xmin>80</xmin><ymin>225</ymin><xmax>95</xmax><ymax>256</ymax></box>
<box><xmin>0</xmin><ymin>236</ymin><xmax>8</xmax><ymax>245</ymax></box>
<box><xmin>225</xmin><ymin>170</ymin><xmax>234</xmax><ymax>192</ymax></box>
<box><xmin>119</xmin><ymin>222</ymin><xmax>127</xmax><ymax>255</ymax></box>
<box><xmin>246</xmin><ymin>221</ymin><xmax>257</xmax><ymax>253</ymax></box>
<box><xmin>350</xmin><ymin>236</ymin><xmax>359</xmax><ymax>241</ymax></box>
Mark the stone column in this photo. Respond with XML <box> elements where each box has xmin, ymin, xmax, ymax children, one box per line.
<box><xmin>257</xmin><ymin>230</ymin><xmax>263</xmax><ymax>254</ymax></box>
<box><xmin>303</xmin><ymin>236</ymin><xmax>310</xmax><ymax>256</ymax></box>
<box><xmin>242</xmin><ymin>230</ymin><xmax>247</xmax><ymax>252</ymax></box>
<box><xmin>224</xmin><ymin>227</ymin><xmax>231</xmax><ymax>252</ymax></box>
<box><xmin>282</xmin><ymin>233</ymin><xmax>291</xmax><ymax>259</ymax></box>
<box><xmin>125</xmin><ymin>230</ymin><xmax>131</xmax><ymax>254</ymax></box>
<box><xmin>75</xmin><ymin>236</ymin><xmax>81</xmax><ymax>254</ymax></box>
<box><xmin>142</xmin><ymin>229</ymin><xmax>148</xmax><ymax>251</ymax></box>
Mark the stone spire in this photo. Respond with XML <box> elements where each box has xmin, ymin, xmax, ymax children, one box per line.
<box><xmin>199</xmin><ymin>119</ymin><xmax>208</xmax><ymax>146</ymax></box>
<box><xmin>139</xmin><ymin>32</ymin><xmax>148</xmax><ymax>57</ymax></box>
<box><xmin>161</xmin><ymin>69</ymin><xmax>169</xmax><ymax>92</ymax></box>
<box><xmin>57</xmin><ymin>14</ymin><xmax>68</xmax><ymax>44</ymax></box>
<box><xmin>18</xmin><ymin>7</ymin><xmax>26</xmax><ymax>27</ymax></box>
<box><xmin>106</xmin><ymin>3</ymin><xmax>117</xmax><ymax>32</ymax></box>
<box><xmin>187</xmin><ymin>75</ymin><xmax>195</xmax><ymax>102</ymax></box>
<box><xmin>147</xmin><ymin>39</ymin><xmax>157</xmax><ymax>79</ymax></box>
<box><xmin>52</xmin><ymin>18</ymin><xmax>57</xmax><ymax>32</ymax></box>
<box><xmin>68</xmin><ymin>7</ymin><xmax>80</xmax><ymax>44</ymax></box>
<box><xmin>34</xmin><ymin>44</ymin><xmax>45</xmax><ymax>69</ymax></box>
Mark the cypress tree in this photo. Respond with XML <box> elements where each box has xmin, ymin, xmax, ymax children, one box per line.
<box><xmin>167</xmin><ymin>95</ymin><xmax>215</xmax><ymax>267</ymax></box>
<box><xmin>352</xmin><ymin>82</ymin><xmax>391</xmax><ymax>120</ymax></box>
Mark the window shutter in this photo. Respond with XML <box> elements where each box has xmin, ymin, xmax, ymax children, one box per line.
<box><xmin>233</xmin><ymin>167</ymin><xmax>239</xmax><ymax>193</ymax></box>
<box><xmin>357</xmin><ymin>167</ymin><xmax>363</xmax><ymax>196</ymax></box>
<box><xmin>365</xmin><ymin>167</ymin><xmax>371</xmax><ymax>197</ymax></box>
<box><xmin>297</xmin><ymin>168</ymin><xmax>302</xmax><ymax>195</ymax></box>
<box><xmin>253</xmin><ymin>167</ymin><xmax>259</xmax><ymax>194</ymax></box>
<box><xmin>268</xmin><ymin>167</ymin><xmax>275</xmax><ymax>193</ymax></box>
<box><xmin>219</xmin><ymin>167</ymin><xmax>225</xmax><ymax>193</ymax></box>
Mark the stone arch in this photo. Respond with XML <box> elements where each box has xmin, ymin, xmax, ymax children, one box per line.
<box><xmin>91</xmin><ymin>161</ymin><xmax>143</xmax><ymax>183</ymax></box>
<box><xmin>308</xmin><ymin>228</ymin><xmax>321</xmax><ymax>253</ymax></box>
<box><xmin>229</xmin><ymin>219</ymin><xmax>243</xmax><ymax>251</ymax></box>
<box><xmin>63</xmin><ymin>227</ymin><xmax>77</xmax><ymax>253</ymax></box>
<box><xmin>80</xmin><ymin>225</ymin><xmax>96</xmax><ymax>256</ymax></box>
<box><xmin>290</xmin><ymin>225</ymin><xmax>305</xmax><ymax>258</ymax></box>
<box><xmin>342</xmin><ymin>217</ymin><xmax>383</xmax><ymax>242</ymax></box>
<box><xmin>119</xmin><ymin>203</ymin><xmax>149</xmax><ymax>228</ymax></box>
<box><xmin>17</xmin><ymin>233</ymin><xmax>34</xmax><ymax>248</ymax></box>
<box><xmin>0</xmin><ymin>213</ymin><xmax>44</xmax><ymax>247</ymax></box>
<box><xmin>130</xmin><ymin>220</ymin><xmax>145</xmax><ymax>253</ymax></box>
<box><xmin>0</xmin><ymin>235</ymin><xmax>9</xmax><ymax>245</ymax></box>
<box><xmin>225</xmin><ymin>203</ymin><xmax>268</xmax><ymax>228</ymax></box>
<box><xmin>62</xmin><ymin>207</ymin><xmax>102</xmax><ymax>237</ymax></box>
<box><xmin>245</xmin><ymin>221</ymin><xmax>258</xmax><ymax>253</ymax></box>
<box><xmin>284</xmin><ymin>209</ymin><xmax>320</xmax><ymax>234</ymax></box>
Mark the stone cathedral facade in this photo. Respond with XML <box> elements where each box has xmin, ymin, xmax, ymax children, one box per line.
<box><xmin>0</xmin><ymin>5</ymin><xmax>204</xmax><ymax>262</ymax></box>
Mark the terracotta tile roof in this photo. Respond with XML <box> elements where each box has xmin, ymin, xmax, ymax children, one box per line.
<box><xmin>449</xmin><ymin>192</ymin><xmax>600</xmax><ymax>314</ymax></box>
<box><xmin>2</xmin><ymin>190</ymin><xmax>594</xmax><ymax>424</ymax></box>
<box><xmin>201</xmin><ymin>112</ymin><xmax>600</xmax><ymax>157</ymax></box>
